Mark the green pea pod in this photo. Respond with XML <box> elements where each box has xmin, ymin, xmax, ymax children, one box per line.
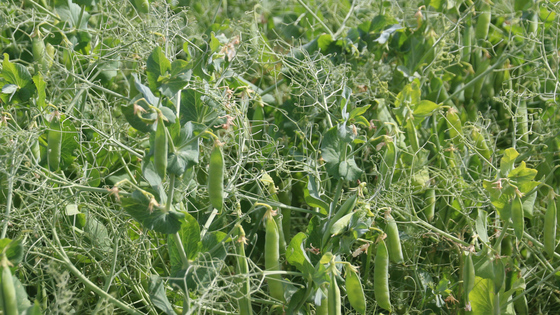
<box><xmin>32</xmin><ymin>29</ymin><xmax>48</xmax><ymax>72</ymax></box>
<box><xmin>517</xmin><ymin>100</ymin><xmax>529</xmax><ymax>143</ymax></box>
<box><xmin>385</xmin><ymin>215</ymin><xmax>404</xmax><ymax>264</ymax></box>
<box><xmin>133</xmin><ymin>0</ymin><xmax>149</xmax><ymax>13</ymax></box>
<box><xmin>345</xmin><ymin>266</ymin><xmax>366</xmax><ymax>314</ymax></box>
<box><xmin>278</xmin><ymin>178</ymin><xmax>292</xmax><ymax>240</ymax></box>
<box><xmin>154</xmin><ymin>114</ymin><xmax>167</xmax><ymax>180</ymax></box>
<box><xmin>423</xmin><ymin>188</ymin><xmax>436</xmax><ymax>222</ymax></box>
<box><xmin>463</xmin><ymin>251</ymin><xmax>475</xmax><ymax>304</ymax></box>
<box><xmin>234</xmin><ymin>225</ymin><xmax>252</xmax><ymax>315</ymax></box>
<box><xmin>513</xmin><ymin>278</ymin><xmax>528</xmax><ymax>315</ymax></box>
<box><xmin>31</xmin><ymin>139</ymin><xmax>41</xmax><ymax>164</ymax></box>
<box><xmin>446</xmin><ymin>108</ymin><xmax>463</xmax><ymax>149</ymax></box>
<box><xmin>475</xmin><ymin>0</ymin><xmax>491</xmax><ymax>41</ymax></box>
<box><xmin>512</xmin><ymin>195</ymin><xmax>524</xmax><ymax>240</ymax></box>
<box><xmin>1</xmin><ymin>258</ymin><xmax>17</xmax><ymax>315</ymax></box>
<box><xmin>461</xmin><ymin>23</ymin><xmax>473</xmax><ymax>63</ymax></box>
<box><xmin>405</xmin><ymin>116</ymin><xmax>419</xmax><ymax>152</ymax></box>
<box><xmin>252</xmin><ymin>101</ymin><xmax>265</xmax><ymax>142</ymax></box>
<box><xmin>544</xmin><ymin>196</ymin><xmax>557</xmax><ymax>258</ymax></box>
<box><xmin>47</xmin><ymin>114</ymin><xmax>62</xmax><ymax>172</ymax></box>
<box><xmin>328</xmin><ymin>272</ymin><xmax>341</xmax><ymax>315</ymax></box>
<box><xmin>374</xmin><ymin>239</ymin><xmax>391</xmax><ymax>311</ymax></box>
<box><xmin>208</xmin><ymin>143</ymin><xmax>224</xmax><ymax>213</ymax></box>
<box><xmin>501</xmin><ymin>235</ymin><xmax>513</xmax><ymax>256</ymax></box>
<box><xmin>265</xmin><ymin>210</ymin><xmax>284</xmax><ymax>303</ymax></box>
<box><xmin>330</xmin><ymin>213</ymin><xmax>353</xmax><ymax>237</ymax></box>
<box><xmin>471</xmin><ymin>128</ymin><xmax>492</xmax><ymax>162</ymax></box>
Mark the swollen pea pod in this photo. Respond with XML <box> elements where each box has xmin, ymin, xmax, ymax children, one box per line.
<box><xmin>475</xmin><ymin>0</ymin><xmax>492</xmax><ymax>41</ymax></box>
<box><xmin>514</xmin><ymin>277</ymin><xmax>529</xmax><ymax>315</ymax></box>
<box><xmin>512</xmin><ymin>195</ymin><xmax>524</xmax><ymax>240</ymax></box>
<box><xmin>446</xmin><ymin>108</ymin><xmax>463</xmax><ymax>149</ymax></box>
<box><xmin>252</xmin><ymin>101</ymin><xmax>265</xmax><ymax>142</ymax></box>
<box><xmin>471</xmin><ymin>128</ymin><xmax>492</xmax><ymax>163</ymax></box>
<box><xmin>265</xmin><ymin>209</ymin><xmax>284</xmax><ymax>303</ymax></box>
<box><xmin>405</xmin><ymin>116</ymin><xmax>419</xmax><ymax>152</ymax></box>
<box><xmin>317</xmin><ymin>295</ymin><xmax>328</xmax><ymax>315</ymax></box>
<box><xmin>374</xmin><ymin>239</ymin><xmax>391</xmax><ymax>311</ymax></box>
<box><xmin>423</xmin><ymin>188</ymin><xmax>436</xmax><ymax>222</ymax></box>
<box><xmin>208</xmin><ymin>142</ymin><xmax>224</xmax><ymax>213</ymax></box>
<box><xmin>461</xmin><ymin>22</ymin><xmax>473</xmax><ymax>63</ymax></box>
<box><xmin>345</xmin><ymin>265</ymin><xmax>366</xmax><ymax>315</ymax></box>
<box><xmin>154</xmin><ymin>113</ymin><xmax>167</xmax><ymax>180</ymax></box>
<box><xmin>32</xmin><ymin>29</ymin><xmax>50</xmax><ymax>73</ymax></box>
<box><xmin>1</xmin><ymin>257</ymin><xmax>17</xmax><ymax>315</ymax></box>
<box><xmin>385</xmin><ymin>214</ymin><xmax>403</xmax><ymax>264</ymax></box>
<box><xmin>278</xmin><ymin>178</ymin><xmax>292</xmax><ymax>241</ymax></box>
<box><xmin>133</xmin><ymin>0</ymin><xmax>149</xmax><ymax>13</ymax></box>
<box><xmin>234</xmin><ymin>224</ymin><xmax>253</xmax><ymax>315</ymax></box>
<box><xmin>544</xmin><ymin>195</ymin><xmax>557</xmax><ymax>258</ymax></box>
<box><xmin>47</xmin><ymin>113</ymin><xmax>62</xmax><ymax>172</ymax></box>
<box><xmin>328</xmin><ymin>271</ymin><xmax>341</xmax><ymax>315</ymax></box>
<box><xmin>463</xmin><ymin>251</ymin><xmax>475</xmax><ymax>305</ymax></box>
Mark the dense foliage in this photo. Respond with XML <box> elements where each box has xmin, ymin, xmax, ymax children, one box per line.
<box><xmin>1</xmin><ymin>0</ymin><xmax>559</xmax><ymax>314</ymax></box>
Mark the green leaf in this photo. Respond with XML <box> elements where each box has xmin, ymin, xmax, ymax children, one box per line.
<box><xmin>304</xmin><ymin>176</ymin><xmax>329</xmax><ymax>214</ymax></box>
<box><xmin>469</xmin><ymin>277</ymin><xmax>494</xmax><ymax>314</ymax></box>
<box><xmin>500</xmin><ymin>148</ymin><xmax>519</xmax><ymax>177</ymax></box>
<box><xmin>159</xmin><ymin>60</ymin><xmax>192</xmax><ymax>98</ymax></box>
<box><xmin>508</xmin><ymin>161</ymin><xmax>537</xmax><ymax>182</ymax></box>
<box><xmin>55</xmin><ymin>0</ymin><xmax>90</xmax><ymax>29</ymax></box>
<box><xmin>146</xmin><ymin>47</ymin><xmax>171</xmax><ymax>92</ymax></box>
<box><xmin>349</xmin><ymin>105</ymin><xmax>370</xmax><ymax>121</ymax></box>
<box><xmin>1</xmin><ymin>54</ymin><xmax>34</xmax><ymax>102</ymax></box>
<box><xmin>321</xmin><ymin>126</ymin><xmax>363</xmax><ymax>181</ymax></box>
<box><xmin>142</xmin><ymin>162</ymin><xmax>166</xmax><ymax>203</ymax></box>
<box><xmin>84</xmin><ymin>215</ymin><xmax>113</xmax><ymax>252</ymax></box>
<box><xmin>168</xmin><ymin>212</ymin><xmax>201</xmax><ymax>273</ymax></box>
<box><xmin>179</xmin><ymin>88</ymin><xmax>220</xmax><ymax>125</ymax></box>
<box><xmin>133</xmin><ymin>74</ymin><xmax>159</xmax><ymax>106</ymax></box>
<box><xmin>1</xmin><ymin>236</ymin><xmax>25</xmax><ymax>264</ymax></box>
<box><xmin>413</xmin><ymin>100</ymin><xmax>440</xmax><ymax>119</ymax></box>
<box><xmin>476</xmin><ymin>209</ymin><xmax>488</xmax><ymax>243</ymax></box>
<box><xmin>121</xmin><ymin>190</ymin><xmax>185</xmax><ymax>234</ymax></box>
<box><xmin>167</xmin><ymin>121</ymin><xmax>202</xmax><ymax>175</ymax></box>
<box><xmin>121</xmin><ymin>97</ymin><xmax>157</xmax><ymax>133</ymax></box>
<box><xmin>286</xmin><ymin>232</ymin><xmax>314</xmax><ymax>276</ymax></box>
<box><xmin>148</xmin><ymin>275</ymin><xmax>176</xmax><ymax>315</ymax></box>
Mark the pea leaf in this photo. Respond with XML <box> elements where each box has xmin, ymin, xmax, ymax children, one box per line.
<box><xmin>55</xmin><ymin>0</ymin><xmax>90</xmax><ymax>29</ymax></box>
<box><xmin>1</xmin><ymin>54</ymin><xmax>34</xmax><ymax>103</ymax></box>
<box><xmin>147</xmin><ymin>46</ymin><xmax>171</xmax><ymax>92</ymax></box>
<box><xmin>133</xmin><ymin>74</ymin><xmax>159</xmax><ymax>106</ymax></box>
<box><xmin>286</xmin><ymin>232</ymin><xmax>314</xmax><ymax>276</ymax></box>
<box><xmin>168</xmin><ymin>212</ymin><xmax>201</xmax><ymax>274</ymax></box>
<box><xmin>121</xmin><ymin>190</ymin><xmax>185</xmax><ymax>234</ymax></box>
<box><xmin>159</xmin><ymin>60</ymin><xmax>193</xmax><ymax>98</ymax></box>
<box><xmin>321</xmin><ymin>126</ymin><xmax>363</xmax><ymax>182</ymax></box>
<box><xmin>500</xmin><ymin>148</ymin><xmax>519</xmax><ymax>177</ymax></box>
<box><xmin>148</xmin><ymin>276</ymin><xmax>176</xmax><ymax>315</ymax></box>
<box><xmin>167</xmin><ymin>121</ymin><xmax>202</xmax><ymax>175</ymax></box>
<box><xmin>304</xmin><ymin>176</ymin><xmax>329</xmax><ymax>214</ymax></box>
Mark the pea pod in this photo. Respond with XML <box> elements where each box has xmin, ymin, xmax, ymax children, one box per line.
<box><xmin>154</xmin><ymin>113</ymin><xmax>167</xmax><ymax>180</ymax></box>
<box><xmin>265</xmin><ymin>209</ymin><xmax>284</xmax><ymax>303</ymax></box>
<box><xmin>208</xmin><ymin>142</ymin><xmax>224</xmax><ymax>213</ymax></box>
<box><xmin>405</xmin><ymin>116</ymin><xmax>419</xmax><ymax>152</ymax></box>
<box><xmin>512</xmin><ymin>195</ymin><xmax>524</xmax><ymax>240</ymax></box>
<box><xmin>513</xmin><ymin>277</ymin><xmax>528</xmax><ymax>315</ymax></box>
<box><xmin>328</xmin><ymin>272</ymin><xmax>341</xmax><ymax>315</ymax></box>
<box><xmin>385</xmin><ymin>214</ymin><xmax>404</xmax><ymax>264</ymax></box>
<box><xmin>322</xmin><ymin>194</ymin><xmax>357</xmax><ymax>246</ymax></box>
<box><xmin>475</xmin><ymin>0</ymin><xmax>492</xmax><ymax>41</ymax></box>
<box><xmin>278</xmin><ymin>178</ymin><xmax>292</xmax><ymax>240</ymax></box>
<box><xmin>32</xmin><ymin>29</ymin><xmax>48</xmax><ymax>72</ymax></box>
<box><xmin>1</xmin><ymin>257</ymin><xmax>17</xmax><ymax>315</ymax></box>
<box><xmin>463</xmin><ymin>251</ymin><xmax>475</xmax><ymax>304</ymax></box>
<box><xmin>544</xmin><ymin>196</ymin><xmax>557</xmax><ymax>258</ymax></box>
<box><xmin>446</xmin><ymin>108</ymin><xmax>463</xmax><ymax>149</ymax></box>
<box><xmin>423</xmin><ymin>188</ymin><xmax>436</xmax><ymax>222</ymax></box>
<box><xmin>374</xmin><ymin>239</ymin><xmax>391</xmax><ymax>311</ymax></box>
<box><xmin>345</xmin><ymin>266</ymin><xmax>366</xmax><ymax>314</ymax></box>
<box><xmin>317</xmin><ymin>295</ymin><xmax>328</xmax><ymax>315</ymax></box>
<box><xmin>133</xmin><ymin>0</ymin><xmax>149</xmax><ymax>13</ymax></box>
<box><xmin>471</xmin><ymin>128</ymin><xmax>492</xmax><ymax>162</ymax></box>
<box><xmin>461</xmin><ymin>23</ymin><xmax>473</xmax><ymax>62</ymax></box>
<box><xmin>234</xmin><ymin>224</ymin><xmax>252</xmax><ymax>315</ymax></box>
<box><xmin>47</xmin><ymin>113</ymin><xmax>62</xmax><ymax>172</ymax></box>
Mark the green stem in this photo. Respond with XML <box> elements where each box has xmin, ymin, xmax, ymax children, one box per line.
<box><xmin>295</xmin><ymin>0</ymin><xmax>333</xmax><ymax>36</ymax></box>
<box><xmin>260</xmin><ymin>79</ymin><xmax>286</xmax><ymax>96</ymax></box>
<box><xmin>173</xmin><ymin>233</ymin><xmax>189</xmax><ymax>270</ymax></box>
<box><xmin>201</xmin><ymin>208</ymin><xmax>219</xmax><ymax>239</ymax></box>
<box><xmin>1</xmin><ymin>166</ymin><xmax>14</xmax><ymax>239</ymax></box>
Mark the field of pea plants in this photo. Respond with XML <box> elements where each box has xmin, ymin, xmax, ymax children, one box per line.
<box><xmin>1</xmin><ymin>0</ymin><xmax>559</xmax><ymax>314</ymax></box>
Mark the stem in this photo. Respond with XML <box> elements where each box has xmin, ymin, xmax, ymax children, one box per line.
<box><xmin>173</xmin><ymin>233</ymin><xmax>189</xmax><ymax>269</ymax></box>
<box><xmin>260</xmin><ymin>79</ymin><xmax>286</xmax><ymax>96</ymax></box>
<box><xmin>200</xmin><ymin>208</ymin><xmax>219</xmax><ymax>239</ymax></box>
<box><xmin>1</xmin><ymin>166</ymin><xmax>15</xmax><ymax>239</ymax></box>
<box><xmin>329</xmin><ymin>180</ymin><xmax>343</xmax><ymax>219</ymax></box>
<box><xmin>166</xmin><ymin>174</ymin><xmax>176</xmax><ymax>212</ymax></box>
<box><xmin>295</xmin><ymin>0</ymin><xmax>333</xmax><ymax>36</ymax></box>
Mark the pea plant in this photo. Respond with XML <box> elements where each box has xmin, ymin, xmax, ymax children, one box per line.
<box><xmin>1</xmin><ymin>0</ymin><xmax>560</xmax><ymax>314</ymax></box>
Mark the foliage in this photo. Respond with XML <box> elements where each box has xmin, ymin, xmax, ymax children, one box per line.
<box><xmin>1</xmin><ymin>0</ymin><xmax>560</xmax><ymax>314</ymax></box>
